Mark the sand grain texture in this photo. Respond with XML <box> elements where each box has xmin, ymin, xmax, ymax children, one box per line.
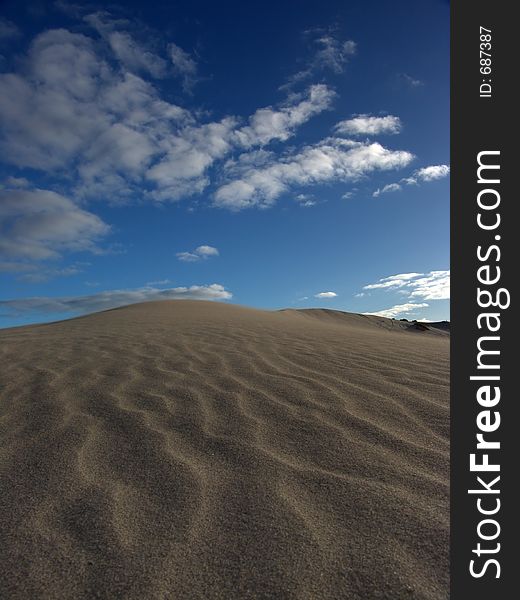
<box><xmin>0</xmin><ymin>301</ymin><xmax>449</xmax><ymax>599</ymax></box>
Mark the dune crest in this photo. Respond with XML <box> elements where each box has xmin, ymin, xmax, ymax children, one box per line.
<box><xmin>0</xmin><ymin>300</ymin><xmax>449</xmax><ymax>599</ymax></box>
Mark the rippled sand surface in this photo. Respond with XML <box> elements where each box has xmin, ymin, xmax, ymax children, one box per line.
<box><xmin>0</xmin><ymin>301</ymin><xmax>449</xmax><ymax>599</ymax></box>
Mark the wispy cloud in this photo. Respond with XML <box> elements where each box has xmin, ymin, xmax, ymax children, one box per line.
<box><xmin>373</xmin><ymin>183</ymin><xmax>402</xmax><ymax>197</ymax></box>
<box><xmin>282</xmin><ymin>30</ymin><xmax>356</xmax><ymax>90</ymax></box>
<box><xmin>0</xmin><ymin>284</ymin><xmax>232</xmax><ymax>317</ymax></box>
<box><xmin>85</xmin><ymin>11</ymin><xmax>167</xmax><ymax>78</ymax></box>
<box><xmin>0</xmin><ymin>18</ymin><xmax>21</xmax><ymax>41</ymax></box>
<box><xmin>145</xmin><ymin>279</ymin><xmax>172</xmax><ymax>286</ymax></box>
<box><xmin>401</xmin><ymin>73</ymin><xmax>424</xmax><ymax>88</ymax></box>
<box><xmin>334</xmin><ymin>115</ymin><xmax>401</xmax><ymax>136</ymax></box>
<box><xmin>53</xmin><ymin>0</ymin><xmax>85</xmax><ymax>18</ymax></box>
<box><xmin>108</xmin><ymin>31</ymin><xmax>167</xmax><ymax>78</ymax></box>
<box><xmin>169</xmin><ymin>42</ymin><xmax>198</xmax><ymax>91</ymax></box>
<box><xmin>315</xmin><ymin>291</ymin><xmax>337</xmax><ymax>298</ymax></box>
<box><xmin>0</xmin><ymin>261</ymin><xmax>37</xmax><ymax>273</ymax></box>
<box><xmin>295</xmin><ymin>193</ymin><xmax>316</xmax><ymax>207</ymax></box>
<box><xmin>408</xmin><ymin>164</ymin><xmax>450</xmax><ymax>183</ymax></box>
<box><xmin>176</xmin><ymin>245</ymin><xmax>219</xmax><ymax>262</ymax></box>
<box><xmin>3</xmin><ymin>176</ymin><xmax>30</xmax><ymax>188</ymax></box>
<box><xmin>363</xmin><ymin>270</ymin><xmax>450</xmax><ymax>300</ymax></box>
<box><xmin>373</xmin><ymin>164</ymin><xmax>450</xmax><ymax>196</ymax></box>
<box><xmin>17</xmin><ymin>264</ymin><xmax>84</xmax><ymax>283</ymax></box>
<box><xmin>364</xmin><ymin>302</ymin><xmax>429</xmax><ymax>319</ymax></box>
<box><xmin>407</xmin><ymin>271</ymin><xmax>450</xmax><ymax>301</ymax></box>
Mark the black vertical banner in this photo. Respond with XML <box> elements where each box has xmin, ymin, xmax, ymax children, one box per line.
<box><xmin>451</xmin><ymin>1</ymin><xmax>516</xmax><ymax>598</ymax></box>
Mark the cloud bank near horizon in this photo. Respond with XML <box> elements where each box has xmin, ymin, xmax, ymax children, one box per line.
<box><xmin>0</xmin><ymin>284</ymin><xmax>232</xmax><ymax>319</ymax></box>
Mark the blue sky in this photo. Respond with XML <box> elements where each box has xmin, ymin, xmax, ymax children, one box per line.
<box><xmin>0</xmin><ymin>0</ymin><xmax>449</xmax><ymax>328</ymax></box>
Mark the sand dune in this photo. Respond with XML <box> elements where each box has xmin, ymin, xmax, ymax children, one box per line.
<box><xmin>0</xmin><ymin>300</ymin><xmax>449</xmax><ymax>599</ymax></box>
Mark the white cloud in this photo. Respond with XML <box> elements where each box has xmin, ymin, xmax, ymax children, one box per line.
<box><xmin>413</xmin><ymin>164</ymin><xmax>450</xmax><ymax>182</ymax></box>
<box><xmin>195</xmin><ymin>245</ymin><xmax>219</xmax><ymax>257</ymax></box>
<box><xmin>0</xmin><ymin>188</ymin><xmax>110</xmax><ymax>265</ymax></box>
<box><xmin>176</xmin><ymin>245</ymin><xmax>219</xmax><ymax>262</ymax></box>
<box><xmin>364</xmin><ymin>302</ymin><xmax>429</xmax><ymax>319</ymax></box>
<box><xmin>407</xmin><ymin>271</ymin><xmax>451</xmax><ymax>300</ymax></box>
<box><xmin>373</xmin><ymin>182</ymin><xmax>402</xmax><ymax>197</ymax></box>
<box><xmin>146</xmin><ymin>82</ymin><xmax>334</xmax><ymax>200</ymax></box>
<box><xmin>145</xmin><ymin>117</ymin><xmax>237</xmax><ymax>200</ymax></box>
<box><xmin>315</xmin><ymin>291</ymin><xmax>337</xmax><ymax>298</ymax></box>
<box><xmin>0</xmin><ymin>27</ymin><xmax>192</xmax><ymax>199</ymax></box>
<box><xmin>223</xmin><ymin>149</ymin><xmax>274</xmax><ymax>175</ymax></box>
<box><xmin>234</xmin><ymin>84</ymin><xmax>335</xmax><ymax>148</ymax></box>
<box><xmin>365</xmin><ymin>273</ymin><xmax>423</xmax><ymax>289</ymax></box>
<box><xmin>334</xmin><ymin>115</ymin><xmax>402</xmax><ymax>136</ymax></box>
<box><xmin>0</xmin><ymin>283</ymin><xmax>232</xmax><ymax>316</ymax></box>
<box><xmin>82</xmin><ymin>122</ymin><xmax>156</xmax><ymax>178</ymax></box>
<box><xmin>0</xmin><ymin>29</ymin><xmax>111</xmax><ymax>171</ymax></box>
<box><xmin>215</xmin><ymin>138</ymin><xmax>414</xmax><ymax>210</ymax></box>
<box><xmin>138</xmin><ymin>84</ymin><xmax>332</xmax><ymax>201</ymax></box>
<box><xmin>363</xmin><ymin>270</ymin><xmax>450</xmax><ymax>300</ymax></box>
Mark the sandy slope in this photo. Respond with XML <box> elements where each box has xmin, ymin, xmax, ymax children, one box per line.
<box><xmin>0</xmin><ymin>300</ymin><xmax>449</xmax><ymax>599</ymax></box>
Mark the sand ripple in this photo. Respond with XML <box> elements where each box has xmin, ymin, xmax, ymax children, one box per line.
<box><xmin>0</xmin><ymin>301</ymin><xmax>449</xmax><ymax>599</ymax></box>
